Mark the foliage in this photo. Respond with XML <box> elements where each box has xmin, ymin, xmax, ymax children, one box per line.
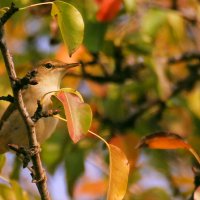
<box><xmin>0</xmin><ymin>0</ymin><xmax>200</xmax><ymax>200</ymax></box>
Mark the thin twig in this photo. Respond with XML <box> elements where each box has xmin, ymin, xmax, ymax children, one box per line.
<box><xmin>0</xmin><ymin>3</ymin><xmax>50</xmax><ymax>200</ymax></box>
<box><xmin>0</xmin><ymin>94</ymin><xmax>14</xmax><ymax>103</ymax></box>
<box><xmin>31</xmin><ymin>100</ymin><xmax>59</xmax><ymax>122</ymax></box>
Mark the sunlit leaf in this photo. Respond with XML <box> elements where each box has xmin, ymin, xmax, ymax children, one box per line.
<box><xmin>54</xmin><ymin>91</ymin><xmax>92</xmax><ymax>143</ymax></box>
<box><xmin>167</xmin><ymin>11</ymin><xmax>185</xmax><ymax>43</ymax></box>
<box><xmin>89</xmin><ymin>131</ymin><xmax>129</xmax><ymax>200</ymax></box>
<box><xmin>108</xmin><ymin>144</ymin><xmax>129</xmax><ymax>200</ymax></box>
<box><xmin>138</xmin><ymin>131</ymin><xmax>200</xmax><ymax>165</ymax></box>
<box><xmin>0</xmin><ymin>7</ymin><xmax>9</xmax><ymax>17</ymax></box>
<box><xmin>110</xmin><ymin>133</ymin><xmax>139</xmax><ymax>171</ymax></box>
<box><xmin>141</xmin><ymin>9</ymin><xmax>167</xmax><ymax>40</ymax></box>
<box><xmin>137</xmin><ymin>131</ymin><xmax>190</xmax><ymax>149</ymax></box>
<box><xmin>123</xmin><ymin>0</ymin><xmax>135</xmax><ymax>13</ymax></box>
<box><xmin>51</xmin><ymin>1</ymin><xmax>84</xmax><ymax>56</ymax></box>
<box><xmin>0</xmin><ymin>180</ymin><xmax>29</xmax><ymax>200</ymax></box>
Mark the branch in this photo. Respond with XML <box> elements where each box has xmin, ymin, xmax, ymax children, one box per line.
<box><xmin>31</xmin><ymin>100</ymin><xmax>59</xmax><ymax>122</ymax></box>
<box><xmin>0</xmin><ymin>4</ymin><xmax>50</xmax><ymax>200</ymax></box>
<box><xmin>168</xmin><ymin>51</ymin><xmax>200</xmax><ymax>64</ymax></box>
<box><xmin>0</xmin><ymin>94</ymin><xmax>14</xmax><ymax>103</ymax></box>
<box><xmin>12</xmin><ymin>68</ymin><xmax>38</xmax><ymax>91</ymax></box>
<box><xmin>69</xmin><ymin>62</ymin><xmax>145</xmax><ymax>84</ymax></box>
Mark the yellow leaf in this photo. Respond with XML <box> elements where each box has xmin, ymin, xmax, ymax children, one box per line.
<box><xmin>89</xmin><ymin>131</ymin><xmax>130</xmax><ymax>200</ymax></box>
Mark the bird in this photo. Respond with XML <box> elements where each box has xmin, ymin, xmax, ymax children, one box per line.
<box><xmin>0</xmin><ymin>59</ymin><xmax>79</xmax><ymax>154</ymax></box>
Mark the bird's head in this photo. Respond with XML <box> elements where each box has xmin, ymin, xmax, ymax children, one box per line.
<box><xmin>32</xmin><ymin>59</ymin><xmax>79</xmax><ymax>88</ymax></box>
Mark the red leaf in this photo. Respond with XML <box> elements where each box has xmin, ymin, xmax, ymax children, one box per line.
<box><xmin>56</xmin><ymin>91</ymin><xmax>92</xmax><ymax>143</ymax></box>
<box><xmin>96</xmin><ymin>0</ymin><xmax>122</xmax><ymax>22</ymax></box>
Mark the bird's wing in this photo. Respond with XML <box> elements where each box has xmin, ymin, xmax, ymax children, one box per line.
<box><xmin>0</xmin><ymin>103</ymin><xmax>17</xmax><ymax>131</ymax></box>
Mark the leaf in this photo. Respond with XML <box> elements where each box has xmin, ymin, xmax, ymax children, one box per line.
<box><xmin>137</xmin><ymin>131</ymin><xmax>190</xmax><ymax>149</ymax></box>
<box><xmin>84</xmin><ymin>21</ymin><xmax>108</xmax><ymax>52</ymax></box>
<box><xmin>141</xmin><ymin>8</ymin><xmax>167</xmax><ymax>40</ymax></box>
<box><xmin>123</xmin><ymin>0</ymin><xmax>135</xmax><ymax>13</ymax></box>
<box><xmin>65</xmin><ymin>148</ymin><xmax>84</xmax><ymax>196</ymax></box>
<box><xmin>51</xmin><ymin>1</ymin><xmax>84</xmax><ymax>56</ymax></box>
<box><xmin>0</xmin><ymin>180</ymin><xmax>29</xmax><ymax>200</ymax></box>
<box><xmin>96</xmin><ymin>0</ymin><xmax>122</xmax><ymax>22</ymax></box>
<box><xmin>54</xmin><ymin>91</ymin><xmax>92</xmax><ymax>143</ymax></box>
<box><xmin>167</xmin><ymin>11</ymin><xmax>185</xmax><ymax>43</ymax></box>
<box><xmin>137</xmin><ymin>131</ymin><xmax>200</xmax><ymax>165</ymax></box>
<box><xmin>108</xmin><ymin>144</ymin><xmax>129</xmax><ymax>200</ymax></box>
<box><xmin>110</xmin><ymin>133</ymin><xmax>139</xmax><ymax>171</ymax></box>
<box><xmin>0</xmin><ymin>7</ymin><xmax>9</xmax><ymax>17</ymax></box>
<box><xmin>0</xmin><ymin>155</ymin><xmax>6</xmax><ymax>173</ymax></box>
<box><xmin>89</xmin><ymin>130</ymin><xmax>129</xmax><ymax>200</ymax></box>
<box><xmin>75</xmin><ymin>179</ymin><xmax>107</xmax><ymax>198</ymax></box>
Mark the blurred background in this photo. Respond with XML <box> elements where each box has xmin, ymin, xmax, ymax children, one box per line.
<box><xmin>0</xmin><ymin>0</ymin><xmax>200</xmax><ymax>199</ymax></box>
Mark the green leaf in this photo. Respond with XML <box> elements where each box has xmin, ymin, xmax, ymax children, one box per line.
<box><xmin>54</xmin><ymin>91</ymin><xmax>92</xmax><ymax>143</ymax></box>
<box><xmin>123</xmin><ymin>0</ymin><xmax>136</xmax><ymax>13</ymax></box>
<box><xmin>141</xmin><ymin>8</ymin><xmax>167</xmax><ymax>40</ymax></box>
<box><xmin>84</xmin><ymin>21</ymin><xmax>108</xmax><ymax>52</ymax></box>
<box><xmin>0</xmin><ymin>155</ymin><xmax>6</xmax><ymax>173</ymax></box>
<box><xmin>167</xmin><ymin>11</ymin><xmax>185</xmax><ymax>43</ymax></box>
<box><xmin>51</xmin><ymin>1</ymin><xmax>84</xmax><ymax>56</ymax></box>
<box><xmin>65</xmin><ymin>148</ymin><xmax>84</xmax><ymax>196</ymax></box>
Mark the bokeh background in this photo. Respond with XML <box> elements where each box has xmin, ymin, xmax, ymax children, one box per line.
<box><xmin>0</xmin><ymin>0</ymin><xmax>200</xmax><ymax>199</ymax></box>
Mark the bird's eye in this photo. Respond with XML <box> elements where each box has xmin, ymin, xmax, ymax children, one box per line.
<box><xmin>44</xmin><ymin>63</ymin><xmax>53</xmax><ymax>69</ymax></box>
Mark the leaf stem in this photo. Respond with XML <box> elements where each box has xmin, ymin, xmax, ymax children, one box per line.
<box><xmin>19</xmin><ymin>2</ymin><xmax>53</xmax><ymax>11</ymax></box>
<box><xmin>88</xmin><ymin>130</ymin><xmax>109</xmax><ymax>148</ymax></box>
<box><xmin>189</xmin><ymin>147</ymin><xmax>200</xmax><ymax>166</ymax></box>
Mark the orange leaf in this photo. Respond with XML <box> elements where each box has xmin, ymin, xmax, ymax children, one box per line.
<box><xmin>110</xmin><ymin>133</ymin><xmax>139</xmax><ymax>171</ymax></box>
<box><xmin>137</xmin><ymin>131</ymin><xmax>190</xmax><ymax>149</ymax></box>
<box><xmin>137</xmin><ymin>131</ymin><xmax>200</xmax><ymax>165</ymax></box>
<box><xmin>75</xmin><ymin>179</ymin><xmax>107</xmax><ymax>198</ymax></box>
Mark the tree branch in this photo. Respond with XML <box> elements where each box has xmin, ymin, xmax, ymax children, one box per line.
<box><xmin>0</xmin><ymin>4</ymin><xmax>50</xmax><ymax>200</ymax></box>
<box><xmin>0</xmin><ymin>94</ymin><xmax>14</xmax><ymax>103</ymax></box>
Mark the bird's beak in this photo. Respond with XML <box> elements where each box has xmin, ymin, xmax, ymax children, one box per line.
<box><xmin>59</xmin><ymin>62</ymin><xmax>80</xmax><ymax>70</ymax></box>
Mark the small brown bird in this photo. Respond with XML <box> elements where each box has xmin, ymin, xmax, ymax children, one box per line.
<box><xmin>0</xmin><ymin>59</ymin><xmax>78</xmax><ymax>153</ymax></box>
